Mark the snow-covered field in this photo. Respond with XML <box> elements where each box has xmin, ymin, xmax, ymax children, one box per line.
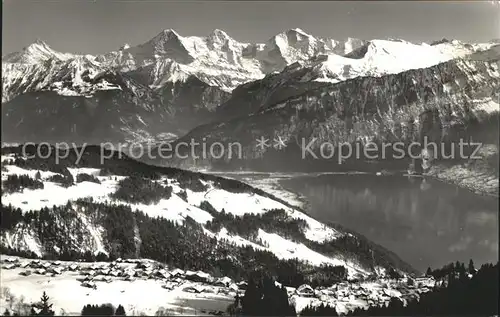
<box><xmin>1</xmin><ymin>262</ymin><xmax>234</xmax><ymax>316</ymax></box>
<box><xmin>0</xmin><ymin>256</ymin><xmax>437</xmax><ymax>316</ymax></box>
<box><xmin>1</xmin><ymin>155</ymin><xmax>373</xmax><ymax>277</ymax></box>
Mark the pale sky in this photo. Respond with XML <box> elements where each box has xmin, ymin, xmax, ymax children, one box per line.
<box><xmin>2</xmin><ymin>0</ymin><xmax>500</xmax><ymax>56</ymax></box>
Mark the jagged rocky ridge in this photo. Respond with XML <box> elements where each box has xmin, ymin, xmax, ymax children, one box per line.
<box><xmin>155</xmin><ymin>45</ymin><xmax>500</xmax><ymax>174</ymax></box>
<box><xmin>0</xmin><ymin>145</ymin><xmax>416</xmax><ymax>284</ymax></box>
<box><xmin>2</xmin><ymin>29</ymin><xmax>494</xmax><ymax>144</ymax></box>
<box><xmin>2</xmin><ymin>68</ymin><xmax>171</xmax><ymax>144</ymax></box>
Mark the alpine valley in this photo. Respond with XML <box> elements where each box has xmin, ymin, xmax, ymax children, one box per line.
<box><xmin>1</xmin><ymin>27</ymin><xmax>499</xmax><ymax>316</ymax></box>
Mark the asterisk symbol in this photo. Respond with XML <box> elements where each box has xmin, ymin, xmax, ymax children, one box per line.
<box><xmin>273</xmin><ymin>135</ymin><xmax>287</xmax><ymax>150</ymax></box>
<box><xmin>255</xmin><ymin>136</ymin><xmax>270</xmax><ymax>151</ymax></box>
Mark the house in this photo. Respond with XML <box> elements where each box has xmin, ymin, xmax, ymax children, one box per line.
<box><xmin>296</xmin><ymin>284</ymin><xmax>315</xmax><ymax>297</ymax></box>
<box><xmin>81</xmin><ymin>281</ymin><xmax>96</xmax><ymax>289</ymax></box>
<box><xmin>217</xmin><ymin>288</ymin><xmax>230</xmax><ymax>295</ymax></box>
<box><xmin>124</xmin><ymin>275</ymin><xmax>136</xmax><ymax>282</ymax></box>
<box><xmin>214</xmin><ymin>277</ymin><xmax>232</xmax><ymax>287</ymax></box>
<box><xmin>3</xmin><ymin>264</ymin><xmax>16</xmax><ymax>270</ymax></box>
<box><xmin>80</xmin><ymin>276</ymin><xmax>93</xmax><ymax>282</ymax></box>
<box><xmin>97</xmin><ymin>268</ymin><xmax>109</xmax><ymax>275</ymax></box>
<box><xmin>20</xmin><ymin>270</ymin><xmax>32</xmax><ymax>276</ymax></box>
<box><xmin>236</xmin><ymin>281</ymin><xmax>248</xmax><ymax>290</ymax></box>
<box><xmin>183</xmin><ymin>285</ymin><xmax>204</xmax><ymax>293</ymax></box>
<box><xmin>185</xmin><ymin>271</ymin><xmax>210</xmax><ymax>282</ymax></box>
<box><xmin>136</xmin><ymin>262</ymin><xmax>151</xmax><ymax>270</ymax></box>
<box><xmin>195</xmin><ymin>271</ymin><xmax>211</xmax><ymax>282</ymax></box>
<box><xmin>35</xmin><ymin>269</ymin><xmax>46</xmax><ymax>275</ymax></box>
<box><xmin>173</xmin><ymin>277</ymin><xmax>184</xmax><ymax>284</ymax></box>
<box><xmin>228</xmin><ymin>283</ymin><xmax>239</xmax><ymax>292</ymax></box>
<box><xmin>20</xmin><ymin>262</ymin><xmax>30</xmax><ymax>269</ymax></box>
<box><xmin>4</xmin><ymin>258</ymin><xmax>17</xmax><ymax>263</ymax></box>
<box><xmin>68</xmin><ymin>264</ymin><xmax>79</xmax><ymax>271</ymax></box>
<box><xmin>50</xmin><ymin>267</ymin><xmax>63</xmax><ymax>275</ymax></box>
<box><xmin>162</xmin><ymin>282</ymin><xmax>176</xmax><ymax>290</ymax></box>
<box><xmin>41</xmin><ymin>262</ymin><xmax>51</xmax><ymax>269</ymax></box>
<box><xmin>170</xmin><ymin>268</ymin><xmax>185</xmax><ymax>277</ymax></box>
<box><xmin>156</xmin><ymin>270</ymin><xmax>171</xmax><ymax>279</ymax></box>
<box><xmin>93</xmin><ymin>275</ymin><xmax>107</xmax><ymax>282</ymax></box>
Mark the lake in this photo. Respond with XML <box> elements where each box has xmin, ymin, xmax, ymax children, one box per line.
<box><xmin>278</xmin><ymin>174</ymin><xmax>498</xmax><ymax>272</ymax></box>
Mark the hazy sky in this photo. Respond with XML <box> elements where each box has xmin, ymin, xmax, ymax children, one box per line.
<box><xmin>2</xmin><ymin>0</ymin><xmax>499</xmax><ymax>56</ymax></box>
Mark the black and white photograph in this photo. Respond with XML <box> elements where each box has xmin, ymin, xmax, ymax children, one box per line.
<box><xmin>1</xmin><ymin>0</ymin><xmax>499</xmax><ymax>315</ymax></box>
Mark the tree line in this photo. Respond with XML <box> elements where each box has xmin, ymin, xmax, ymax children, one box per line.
<box><xmin>2</xmin><ymin>174</ymin><xmax>44</xmax><ymax>193</ymax></box>
<box><xmin>1</xmin><ymin>200</ymin><xmax>348</xmax><ymax>287</ymax></box>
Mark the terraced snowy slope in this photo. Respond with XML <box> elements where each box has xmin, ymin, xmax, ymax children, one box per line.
<box><xmin>0</xmin><ymin>146</ymin><xmax>415</xmax><ymax>279</ymax></box>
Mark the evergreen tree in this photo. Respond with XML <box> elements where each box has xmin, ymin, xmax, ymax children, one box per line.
<box><xmin>240</xmin><ymin>275</ymin><xmax>296</xmax><ymax>316</ymax></box>
<box><xmin>98</xmin><ymin>304</ymin><xmax>115</xmax><ymax>316</ymax></box>
<box><xmin>115</xmin><ymin>305</ymin><xmax>126</xmax><ymax>316</ymax></box>
<box><xmin>459</xmin><ymin>262</ymin><xmax>467</xmax><ymax>281</ymax></box>
<box><xmin>426</xmin><ymin>267</ymin><xmax>432</xmax><ymax>276</ymax></box>
<box><xmin>38</xmin><ymin>292</ymin><xmax>55</xmax><ymax>316</ymax></box>
<box><xmin>80</xmin><ymin>304</ymin><xmax>91</xmax><ymax>316</ymax></box>
<box><xmin>301</xmin><ymin>303</ymin><xmax>339</xmax><ymax>316</ymax></box>
<box><xmin>468</xmin><ymin>259</ymin><xmax>475</xmax><ymax>275</ymax></box>
<box><xmin>3</xmin><ymin>309</ymin><xmax>10</xmax><ymax>316</ymax></box>
<box><xmin>241</xmin><ymin>279</ymin><xmax>261</xmax><ymax>315</ymax></box>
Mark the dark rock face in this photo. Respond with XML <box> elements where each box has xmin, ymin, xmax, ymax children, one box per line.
<box><xmin>1</xmin><ymin>71</ymin><xmax>171</xmax><ymax>145</ymax></box>
<box><xmin>156</xmin><ymin>76</ymin><xmax>232</xmax><ymax>134</ymax></box>
<box><xmin>1</xmin><ymin>67</ymin><xmax>230</xmax><ymax>144</ymax></box>
<box><xmin>152</xmin><ymin>46</ymin><xmax>500</xmax><ymax>172</ymax></box>
<box><xmin>2</xmin><ymin>90</ymin><xmax>164</xmax><ymax>145</ymax></box>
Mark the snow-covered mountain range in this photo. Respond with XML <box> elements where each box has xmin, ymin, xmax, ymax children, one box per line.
<box><xmin>2</xmin><ymin>29</ymin><xmax>493</xmax><ymax>102</ymax></box>
<box><xmin>151</xmin><ymin>43</ymin><xmax>500</xmax><ymax>174</ymax></box>
<box><xmin>2</xmin><ymin>28</ymin><xmax>497</xmax><ymax>144</ymax></box>
<box><xmin>2</xmin><ymin>28</ymin><xmax>362</xmax><ymax>103</ymax></box>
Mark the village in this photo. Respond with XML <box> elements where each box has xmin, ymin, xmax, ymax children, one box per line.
<box><xmin>1</xmin><ymin>255</ymin><xmax>438</xmax><ymax>315</ymax></box>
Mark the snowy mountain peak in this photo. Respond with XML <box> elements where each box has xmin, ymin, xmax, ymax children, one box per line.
<box><xmin>149</xmin><ymin>29</ymin><xmax>187</xmax><ymax>50</ymax></box>
<box><xmin>3</xmin><ymin>39</ymin><xmax>75</xmax><ymax>64</ymax></box>
<box><xmin>31</xmin><ymin>38</ymin><xmax>51</xmax><ymax>49</ymax></box>
<box><xmin>273</xmin><ymin>28</ymin><xmax>314</xmax><ymax>44</ymax></box>
<box><xmin>119</xmin><ymin>43</ymin><xmax>131</xmax><ymax>51</ymax></box>
<box><xmin>286</xmin><ymin>28</ymin><xmax>312</xmax><ymax>38</ymax></box>
<box><xmin>158</xmin><ymin>29</ymin><xmax>182</xmax><ymax>40</ymax></box>
<box><xmin>2</xmin><ymin>28</ymin><xmax>495</xmax><ymax>104</ymax></box>
<box><xmin>208</xmin><ymin>29</ymin><xmax>233</xmax><ymax>44</ymax></box>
